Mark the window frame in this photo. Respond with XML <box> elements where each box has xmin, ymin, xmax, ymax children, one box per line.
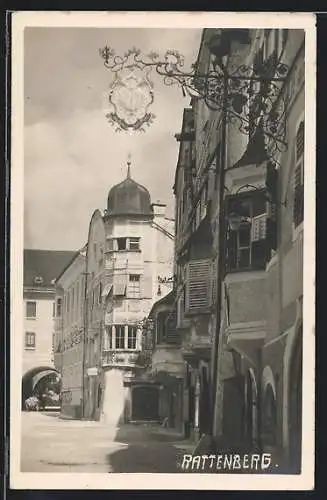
<box><xmin>226</xmin><ymin>190</ymin><xmax>268</xmax><ymax>273</ymax></box>
<box><xmin>127</xmin><ymin>325</ymin><xmax>137</xmax><ymax>350</ymax></box>
<box><xmin>25</xmin><ymin>331</ymin><xmax>36</xmax><ymax>349</ymax></box>
<box><xmin>56</xmin><ymin>298</ymin><xmax>62</xmax><ymax>318</ymax></box>
<box><xmin>116</xmin><ymin>237</ymin><xmax>127</xmax><ymax>251</ymax></box>
<box><xmin>128</xmin><ymin>274</ymin><xmax>141</xmax><ymax>298</ymax></box>
<box><xmin>26</xmin><ymin>301</ymin><xmax>37</xmax><ymax>319</ymax></box>
<box><xmin>115</xmin><ymin>324</ymin><xmax>125</xmax><ymax>349</ymax></box>
<box><xmin>128</xmin><ymin>237</ymin><xmax>140</xmax><ymax>251</ymax></box>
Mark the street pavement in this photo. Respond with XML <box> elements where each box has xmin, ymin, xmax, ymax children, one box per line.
<box><xmin>20</xmin><ymin>412</ymin><xmax>194</xmax><ymax>473</ymax></box>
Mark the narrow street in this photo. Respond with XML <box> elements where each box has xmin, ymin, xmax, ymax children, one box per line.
<box><xmin>21</xmin><ymin>412</ymin><xmax>194</xmax><ymax>473</ymax></box>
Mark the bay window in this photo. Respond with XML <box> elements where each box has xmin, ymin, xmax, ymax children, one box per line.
<box><xmin>226</xmin><ymin>191</ymin><xmax>269</xmax><ymax>272</ymax></box>
<box><xmin>103</xmin><ymin>324</ymin><xmax>139</xmax><ymax>350</ymax></box>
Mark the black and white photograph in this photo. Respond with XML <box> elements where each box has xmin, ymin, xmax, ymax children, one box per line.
<box><xmin>10</xmin><ymin>11</ymin><xmax>316</xmax><ymax>490</ymax></box>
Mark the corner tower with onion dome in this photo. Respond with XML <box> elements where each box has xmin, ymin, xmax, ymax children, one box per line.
<box><xmin>83</xmin><ymin>156</ymin><xmax>175</xmax><ymax>424</ymax></box>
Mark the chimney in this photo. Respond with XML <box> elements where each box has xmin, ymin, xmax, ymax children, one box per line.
<box><xmin>151</xmin><ymin>202</ymin><xmax>166</xmax><ymax>218</ymax></box>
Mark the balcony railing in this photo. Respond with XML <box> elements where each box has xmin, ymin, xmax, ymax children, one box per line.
<box><xmin>101</xmin><ymin>349</ymin><xmax>141</xmax><ymax>367</ymax></box>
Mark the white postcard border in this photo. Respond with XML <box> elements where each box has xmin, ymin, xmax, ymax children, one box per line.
<box><xmin>10</xmin><ymin>10</ymin><xmax>316</xmax><ymax>491</ymax></box>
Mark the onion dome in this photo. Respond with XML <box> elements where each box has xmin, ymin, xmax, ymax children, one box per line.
<box><xmin>107</xmin><ymin>157</ymin><xmax>153</xmax><ymax>217</ymax></box>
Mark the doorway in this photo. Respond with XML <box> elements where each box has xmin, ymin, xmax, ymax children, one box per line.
<box><xmin>132</xmin><ymin>385</ymin><xmax>159</xmax><ymax>421</ymax></box>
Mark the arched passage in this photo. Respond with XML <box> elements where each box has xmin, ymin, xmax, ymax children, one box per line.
<box><xmin>131</xmin><ymin>384</ymin><xmax>160</xmax><ymax>421</ymax></box>
<box><xmin>288</xmin><ymin>326</ymin><xmax>303</xmax><ymax>473</ymax></box>
<box><xmin>22</xmin><ymin>366</ymin><xmax>60</xmax><ymax>409</ymax></box>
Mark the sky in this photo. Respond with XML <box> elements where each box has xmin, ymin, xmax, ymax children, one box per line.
<box><xmin>24</xmin><ymin>27</ymin><xmax>202</xmax><ymax>251</ymax></box>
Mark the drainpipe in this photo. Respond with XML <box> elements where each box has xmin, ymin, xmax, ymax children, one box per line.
<box><xmin>210</xmin><ymin>64</ymin><xmax>229</xmax><ymax>440</ymax></box>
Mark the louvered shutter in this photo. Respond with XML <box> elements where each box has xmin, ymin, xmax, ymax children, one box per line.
<box><xmin>185</xmin><ymin>259</ymin><xmax>212</xmax><ymax>315</ymax></box>
<box><xmin>165</xmin><ymin>307</ymin><xmax>180</xmax><ymax>345</ymax></box>
<box><xmin>251</xmin><ymin>214</ymin><xmax>267</xmax><ymax>242</ymax></box>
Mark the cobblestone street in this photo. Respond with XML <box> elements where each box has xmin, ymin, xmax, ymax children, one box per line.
<box><xmin>21</xmin><ymin>412</ymin><xmax>193</xmax><ymax>473</ymax></box>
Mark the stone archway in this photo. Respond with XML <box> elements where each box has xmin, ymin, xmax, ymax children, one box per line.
<box><xmin>288</xmin><ymin>326</ymin><xmax>303</xmax><ymax>473</ymax></box>
<box><xmin>22</xmin><ymin>366</ymin><xmax>60</xmax><ymax>409</ymax></box>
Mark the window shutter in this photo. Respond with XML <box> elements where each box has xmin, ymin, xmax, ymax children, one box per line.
<box><xmin>185</xmin><ymin>259</ymin><xmax>212</xmax><ymax>315</ymax></box>
<box><xmin>251</xmin><ymin>214</ymin><xmax>267</xmax><ymax>242</ymax></box>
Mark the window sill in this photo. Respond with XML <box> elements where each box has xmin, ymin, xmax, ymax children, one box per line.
<box><xmin>102</xmin><ymin>348</ymin><xmax>140</xmax><ymax>352</ymax></box>
<box><xmin>25</xmin><ymin>346</ymin><xmax>36</xmax><ymax>350</ymax></box>
<box><xmin>25</xmin><ymin>317</ymin><xmax>37</xmax><ymax>320</ymax></box>
<box><xmin>226</xmin><ymin>266</ymin><xmax>266</xmax><ymax>274</ymax></box>
<box><xmin>106</xmin><ymin>249</ymin><xmax>141</xmax><ymax>254</ymax></box>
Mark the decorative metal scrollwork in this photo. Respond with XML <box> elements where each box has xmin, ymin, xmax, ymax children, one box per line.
<box><xmin>99</xmin><ymin>45</ymin><xmax>289</xmax><ymax>159</ymax></box>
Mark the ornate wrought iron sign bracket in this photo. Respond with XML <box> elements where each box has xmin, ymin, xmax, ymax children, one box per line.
<box><xmin>99</xmin><ymin>45</ymin><xmax>289</xmax><ymax>159</ymax></box>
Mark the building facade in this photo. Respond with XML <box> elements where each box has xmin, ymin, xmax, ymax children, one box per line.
<box><xmin>82</xmin><ymin>163</ymin><xmax>175</xmax><ymax>423</ymax></box>
<box><xmin>22</xmin><ymin>249</ymin><xmax>76</xmax><ymax>404</ymax></box>
<box><xmin>172</xmin><ymin>28</ymin><xmax>304</xmax><ymax>472</ymax></box>
<box><xmin>53</xmin><ymin>248</ymin><xmax>86</xmax><ymax>419</ymax></box>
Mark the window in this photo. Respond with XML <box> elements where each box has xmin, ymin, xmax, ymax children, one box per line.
<box><xmin>26</xmin><ymin>301</ymin><xmax>36</xmax><ymax>318</ymax></box>
<box><xmin>25</xmin><ymin>332</ymin><xmax>36</xmax><ymax>349</ymax></box>
<box><xmin>56</xmin><ymin>298</ymin><xmax>62</xmax><ymax>317</ymax></box>
<box><xmin>52</xmin><ymin>302</ymin><xmax>56</xmax><ymax>318</ymax></box>
<box><xmin>106</xmin><ymin>239</ymin><xmax>114</xmax><ymax>252</ymax></box>
<box><xmin>127</xmin><ymin>326</ymin><xmax>137</xmax><ymax>350</ymax></box>
<box><xmin>98</xmin><ymin>282</ymin><xmax>103</xmax><ymax>304</ymax></box>
<box><xmin>93</xmin><ymin>243</ymin><xmax>97</xmax><ymax>258</ymax></box>
<box><xmin>129</xmin><ymin>237</ymin><xmax>140</xmax><ymax>251</ymax></box>
<box><xmin>117</xmin><ymin>238</ymin><xmax>127</xmax><ymax>251</ymax></box>
<box><xmin>128</xmin><ymin>274</ymin><xmax>141</xmax><ymax>297</ymax></box>
<box><xmin>293</xmin><ymin>120</ymin><xmax>304</xmax><ymax>228</ymax></box>
<box><xmin>226</xmin><ymin>192</ymin><xmax>268</xmax><ymax>272</ymax></box>
<box><xmin>115</xmin><ymin>325</ymin><xmax>125</xmax><ymax>349</ymax></box>
<box><xmin>104</xmin><ymin>326</ymin><xmax>112</xmax><ymax>350</ymax></box>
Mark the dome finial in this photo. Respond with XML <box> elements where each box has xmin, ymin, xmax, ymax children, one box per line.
<box><xmin>127</xmin><ymin>152</ymin><xmax>132</xmax><ymax>179</ymax></box>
